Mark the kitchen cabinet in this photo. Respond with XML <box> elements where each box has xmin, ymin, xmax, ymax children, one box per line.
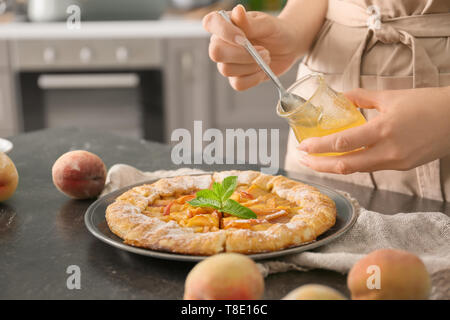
<box><xmin>163</xmin><ymin>37</ymin><xmax>214</xmax><ymax>139</ymax></box>
<box><xmin>0</xmin><ymin>40</ymin><xmax>18</xmax><ymax>137</ymax></box>
<box><xmin>163</xmin><ymin>36</ymin><xmax>298</xmax><ymax>164</ymax></box>
<box><xmin>0</xmin><ymin>39</ymin><xmax>8</xmax><ymax>68</ymax></box>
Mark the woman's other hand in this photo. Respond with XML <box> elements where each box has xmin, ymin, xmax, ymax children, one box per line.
<box><xmin>297</xmin><ymin>87</ymin><xmax>450</xmax><ymax>174</ymax></box>
<box><xmin>202</xmin><ymin>1</ymin><xmax>327</xmax><ymax>91</ymax></box>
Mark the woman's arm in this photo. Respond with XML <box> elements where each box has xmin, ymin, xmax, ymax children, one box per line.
<box><xmin>296</xmin><ymin>86</ymin><xmax>450</xmax><ymax>174</ymax></box>
<box><xmin>278</xmin><ymin>0</ymin><xmax>328</xmax><ymax>56</ymax></box>
<box><xmin>203</xmin><ymin>0</ymin><xmax>328</xmax><ymax>90</ymax></box>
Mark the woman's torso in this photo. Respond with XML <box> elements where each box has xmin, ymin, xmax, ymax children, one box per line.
<box><xmin>285</xmin><ymin>0</ymin><xmax>450</xmax><ymax>201</ymax></box>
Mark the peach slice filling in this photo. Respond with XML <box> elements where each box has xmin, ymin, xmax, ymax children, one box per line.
<box><xmin>143</xmin><ymin>184</ymin><xmax>302</xmax><ymax>232</ymax></box>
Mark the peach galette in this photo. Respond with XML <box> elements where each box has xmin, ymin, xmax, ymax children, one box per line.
<box><xmin>106</xmin><ymin>170</ymin><xmax>336</xmax><ymax>255</ymax></box>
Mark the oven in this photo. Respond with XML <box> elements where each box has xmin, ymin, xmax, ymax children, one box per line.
<box><xmin>11</xmin><ymin>37</ymin><xmax>165</xmax><ymax>142</ymax></box>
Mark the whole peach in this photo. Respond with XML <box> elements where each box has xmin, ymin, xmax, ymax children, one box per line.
<box><xmin>52</xmin><ymin>150</ymin><xmax>106</xmax><ymax>199</ymax></box>
<box><xmin>347</xmin><ymin>249</ymin><xmax>431</xmax><ymax>300</ymax></box>
<box><xmin>283</xmin><ymin>284</ymin><xmax>347</xmax><ymax>300</ymax></box>
<box><xmin>0</xmin><ymin>153</ymin><xmax>19</xmax><ymax>202</ymax></box>
<box><xmin>184</xmin><ymin>253</ymin><xmax>264</xmax><ymax>300</ymax></box>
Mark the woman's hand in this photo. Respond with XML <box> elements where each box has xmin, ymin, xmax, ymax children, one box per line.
<box><xmin>297</xmin><ymin>87</ymin><xmax>450</xmax><ymax>174</ymax></box>
<box><xmin>202</xmin><ymin>1</ymin><xmax>327</xmax><ymax>91</ymax></box>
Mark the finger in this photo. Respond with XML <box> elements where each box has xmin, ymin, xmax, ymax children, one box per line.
<box><xmin>297</xmin><ymin>118</ymin><xmax>381</xmax><ymax>154</ymax></box>
<box><xmin>217</xmin><ymin>61</ymin><xmax>270</xmax><ymax>77</ymax></box>
<box><xmin>231</xmin><ymin>5</ymin><xmax>251</xmax><ymax>36</ymax></box>
<box><xmin>299</xmin><ymin>144</ymin><xmax>390</xmax><ymax>174</ymax></box>
<box><xmin>231</xmin><ymin>4</ymin><xmax>276</xmax><ymax>40</ymax></box>
<box><xmin>229</xmin><ymin>72</ymin><xmax>267</xmax><ymax>91</ymax></box>
<box><xmin>343</xmin><ymin>88</ymin><xmax>384</xmax><ymax>111</ymax></box>
<box><xmin>203</xmin><ymin>11</ymin><xmax>245</xmax><ymax>45</ymax></box>
<box><xmin>209</xmin><ymin>35</ymin><xmax>269</xmax><ymax>63</ymax></box>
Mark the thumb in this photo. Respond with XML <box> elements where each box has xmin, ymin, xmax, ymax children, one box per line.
<box><xmin>202</xmin><ymin>9</ymin><xmax>246</xmax><ymax>45</ymax></box>
<box><xmin>343</xmin><ymin>88</ymin><xmax>384</xmax><ymax>111</ymax></box>
<box><xmin>230</xmin><ymin>4</ymin><xmax>276</xmax><ymax>40</ymax></box>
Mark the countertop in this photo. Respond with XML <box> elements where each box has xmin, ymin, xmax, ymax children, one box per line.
<box><xmin>1</xmin><ymin>127</ymin><xmax>448</xmax><ymax>299</ymax></box>
<box><xmin>0</xmin><ymin>20</ymin><xmax>208</xmax><ymax>39</ymax></box>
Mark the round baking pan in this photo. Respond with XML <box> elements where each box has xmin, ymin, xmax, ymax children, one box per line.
<box><xmin>85</xmin><ymin>174</ymin><xmax>358</xmax><ymax>262</ymax></box>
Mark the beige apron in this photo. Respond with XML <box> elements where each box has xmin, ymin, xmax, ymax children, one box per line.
<box><xmin>285</xmin><ymin>0</ymin><xmax>450</xmax><ymax>201</ymax></box>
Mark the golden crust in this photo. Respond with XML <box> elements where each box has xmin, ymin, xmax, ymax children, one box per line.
<box><xmin>105</xmin><ymin>170</ymin><xmax>336</xmax><ymax>255</ymax></box>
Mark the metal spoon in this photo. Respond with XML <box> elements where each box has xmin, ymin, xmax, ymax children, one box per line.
<box><xmin>217</xmin><ymin>10</ymin><xmax>307</xmax><ymax>113</ymax></box>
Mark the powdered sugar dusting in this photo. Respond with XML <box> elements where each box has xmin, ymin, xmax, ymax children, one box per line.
<box><xmin>106</xmin><ymin>170</ymin><xmax>335</xmax><ymax>254</ymax></box>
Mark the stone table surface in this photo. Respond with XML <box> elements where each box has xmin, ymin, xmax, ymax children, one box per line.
<box><xmin>1</xmin><ymin>128</ymin><xmax>448</xmax><ymax>299</ymax></box>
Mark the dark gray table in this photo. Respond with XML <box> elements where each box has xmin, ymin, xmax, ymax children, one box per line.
<box><xmin>1</xmin><ymin>128</ymin><xmax>448</xmax><ymax>299</ymax></box>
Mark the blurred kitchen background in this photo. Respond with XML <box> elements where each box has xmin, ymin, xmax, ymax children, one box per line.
<box><xmin>0</xmin><ymin>0</ymin><xmax>296</xmax><ymax>161</ymax></box>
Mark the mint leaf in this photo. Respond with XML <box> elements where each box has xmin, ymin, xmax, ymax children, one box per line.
<box><xmin>196</xmin><ymin>189</ymin><xmax>221</xmax><ymax>202</ymax></box>
<box><xmin>187</xmin><ymin>197</ymin><xmax>221</xmax><ymax>210</ymax></box>
<box><xmin>212</xmin><ymin>182</ymin><xmax>223</xmax><ymax>198</ymax></box>
<box><xmin>221</xmin><ymin>176</ymin><xmax>238</xmax><ymax>202</ymax></box>
<box><xmin>222</xmin><ymin>199</ymin><xmax>257</xmax><ymax>219</ymax></box>
<box><xmin>188</xmin><ymin>176</ymin><xmax>257</xmax><ymax>220</ymax></box>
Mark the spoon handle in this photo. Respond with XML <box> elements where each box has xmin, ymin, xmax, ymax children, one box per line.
<box><xmin>217</xmin><ymin>10</ymin><xmax>286</xmax><ymax>95</ymax></box>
